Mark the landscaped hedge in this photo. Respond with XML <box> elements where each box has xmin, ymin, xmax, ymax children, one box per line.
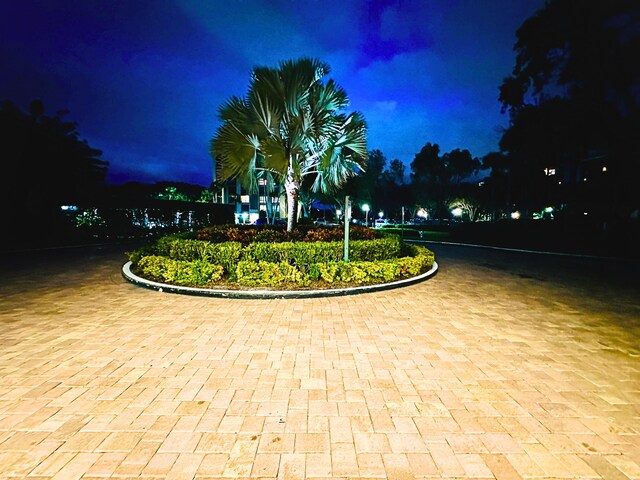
<box><xmin>128</xmin><ymin>227</ymin><xmax>434</xmax><ymax>289</ymax></box>
<box><xmin>309</xmin><ymin>246</ymin><xmax>434</xmax><ymax>284</ymax></box>
<box><xmin>195</xmin><ymin>224</ymin><xmax>377</xmax><ymax>243</ymax></box>
<box><xmin>137</xmin><ymin>255</ymin><xmax>224</xmax><ymax>286</ymax></box>
<box><xmin>236</xmin><ymin>261</ymin><xmax>310</xmax><ymax>287</ymax></box>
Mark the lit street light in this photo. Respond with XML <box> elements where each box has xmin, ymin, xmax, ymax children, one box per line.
<box><xmin>362</xmin><ymin>204</ymin><xmax>370</xmax><ymax>226</ymax></box>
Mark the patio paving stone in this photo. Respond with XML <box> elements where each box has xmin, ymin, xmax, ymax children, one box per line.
<box><xmin>0</xmin><ymin>244</ymin><xmax>638</xmax><ymax>478</ymax></box>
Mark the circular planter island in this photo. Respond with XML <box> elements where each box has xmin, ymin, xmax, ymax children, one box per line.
<box><xmin>122</xmin><ymin>225</ymin><xmax>438</xmax><ymax>299</ymax></box>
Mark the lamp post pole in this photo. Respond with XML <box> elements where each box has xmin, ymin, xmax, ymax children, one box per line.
<box><xmin>344</xmin><ymin>196</ymin><xmax>350</xmax><ymax>262</ymax></box>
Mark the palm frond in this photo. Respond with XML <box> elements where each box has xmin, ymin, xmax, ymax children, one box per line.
<box><xmin>261</xmin><ymin>137</ymin><xmax>289</xmax><ymax>175</ymax></box>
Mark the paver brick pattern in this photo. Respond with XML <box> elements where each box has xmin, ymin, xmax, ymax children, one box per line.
<box><xmin>0</xmin><ymin>245</ymin><xmax>638</xmax><ymax>479</ymax></box>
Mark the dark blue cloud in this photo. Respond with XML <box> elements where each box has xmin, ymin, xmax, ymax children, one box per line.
<box><xmin>1</xmin><ymin>0</ymin><xmax>545</xmax><ymax>185</ymax></box>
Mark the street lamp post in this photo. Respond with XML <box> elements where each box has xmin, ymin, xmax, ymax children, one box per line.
<box><xmin>362</xmin><ymin>204</ymin><xmax>370</xmax><ymax>227</ymax></box>
<box><xmin>344</xmin><ymin>197</ymin><xmax>351</xmax><ymax>262</ymax></box>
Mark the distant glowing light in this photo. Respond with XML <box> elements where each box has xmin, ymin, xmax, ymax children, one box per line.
<box><xmin>378</xmin><ymin>211</ymin><xmax>384</xmax><ymax>218</ymax></box>
<box><xmin>361</xmin><ymin>204</ymin><xmax>370</xmax><ymax>212</ymax></box>
<box><xmin>544</xmin><ymin>207</ymin><xmax>553</xmax><ymax>213</ymax></box>
<box><xmin>61</xmin><ymin>205</ymin><xmax>78</xmax><ymax>211</ymax></box>
<box><xmin>336</xmin><ymin>208</ymin><xmax>342</xmax><ymax>217</ymax></box>
<box><xmin>451</xmin><ymin>207</ymin><xmax>463</xmax><ymax>217</ymax></box>
<box><xmin>602</xmin><ymin>166</ymin><xmax>607</xmax><ymax>172</ymax></box>
<box><xmin>417</xmin><ymin>208</ymin><xmax>428</xmax><ymax>218</ymax></box>
<box><xmin>511</xmin><ymin>211</ymin><xmax>521</xmax><ymax>220</ymax></box>
<box><xmin>583</xmin><ymin>177</ymin><xmax>588</xmax><ymax>182</ymax></box>
<box><xmin>583</xmin><ymin>212</ymin><xmax>588</xmax><ymax>216</ymax></box>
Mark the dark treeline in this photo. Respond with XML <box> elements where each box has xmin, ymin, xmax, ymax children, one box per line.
<box><xmin>1</xmin><ymin>99</ymin><xmax>108</xmax><ymax>232</ymax></box>
<box><xmin>342</xmin><ymin>0</ymin><xmax>639</xmax><ymax>231</ymax></box>
<box><xmin>489</xmin><ymin>0</ymin><xmax>639</xmax><ymax>227</ymax></box>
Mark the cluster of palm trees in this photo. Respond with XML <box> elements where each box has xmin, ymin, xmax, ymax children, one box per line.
<box><xmin>211</xmin><ymin>58</ymin><xmax>368</xmax><ymax>231</ymax></box>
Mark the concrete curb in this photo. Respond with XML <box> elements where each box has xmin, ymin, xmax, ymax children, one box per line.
<box><xmin>122</xmin><ymin>261</ymin><xmax>438</xmax><ymax>299</ymax></box>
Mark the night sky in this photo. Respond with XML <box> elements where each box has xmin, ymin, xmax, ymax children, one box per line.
<box><xmin>1</xmin><ymin>0</ymin><xmax>545</xmax><ymax>186</ymax></box>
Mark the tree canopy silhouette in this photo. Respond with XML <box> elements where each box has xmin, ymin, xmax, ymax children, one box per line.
<box><xmin>497</xmin><ymin>0</ymin><xmax>639</xmax><ymax>219</ymax></box>
<box><xmin>1</xmin><ymin>100</ymin><xmax>108</xmax><ymax>200</ymax></box>
<box><xmin>1</xmin><ymin>99</ymin><xmax>108</xmax><ymax>227</ymax></box>
<box><xmin>410</xmin><ymin>143</ymin><xmax>480</xmax><ymax>219</ymax></box>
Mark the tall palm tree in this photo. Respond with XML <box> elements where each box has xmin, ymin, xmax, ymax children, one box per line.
<box><xmin>211</xmin><ymin>58</ymin><xmax>367</xmax><ymax>231</ymax></box>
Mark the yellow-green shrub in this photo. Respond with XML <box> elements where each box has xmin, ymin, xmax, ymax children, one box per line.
<box><xmin>236</xmin><ymin>261</ymin><xmax>310</xmax><ymax>287</ymax></box>
<box><xmin>136</xmin><ymin>255</ymin><xmax>224</xmax><ymax>286</ymax></box>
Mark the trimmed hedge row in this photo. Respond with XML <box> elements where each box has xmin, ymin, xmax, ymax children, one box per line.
<box><xmin>195</xmin><ymin>224</ymin><xmax>377</xmax><ymax>244</ymax></box>
<box><xmin>130</xmin><ymin>236</ymin><xmax>403</xmax><ymax>271</ymax></box>
<box><xmin>129</xmin><ymin>234</ymin><xmax>434</xmax><ymax>289</ymax></box>
<box><xmin>137</xmin><ymin>256</ymin><xmax>224</xmax><ymax>286</ymax></box>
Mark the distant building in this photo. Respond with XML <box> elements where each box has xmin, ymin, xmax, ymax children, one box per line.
<box><xmin>213</xmin><ymin>156</ymin><xmax>283</xmax><ymax>224</ymax></box>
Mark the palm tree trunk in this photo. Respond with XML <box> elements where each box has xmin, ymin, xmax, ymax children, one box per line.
<box><xmin>285</xmin><ymin>173</ymin><xmax>299</xmax><ymax>232</ymax></box>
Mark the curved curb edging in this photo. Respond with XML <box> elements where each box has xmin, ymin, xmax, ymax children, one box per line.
<box><xmin>122</xmin><ymin>261</ymin><xmax>438</xmax><ymax>299</ymax></box>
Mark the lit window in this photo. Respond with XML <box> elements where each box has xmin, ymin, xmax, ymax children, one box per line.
<box><xmin>240</xmin><ymin>195</ymin><xmax>250</xmax><ymax>203</ymax></box>
<box><xmin>258</xmin><ymin>178</ymin><xmax>267</xmax><ymax>186</ymax></box>
<box><xmin>259</xmin><ymin>196</ymin><xmax>267</xmax><ymax>203</ymax></box>
<box><xmin>544</xmin><ymin>168</ymin><xmax>556</xmax><ymax>176</ymax></box>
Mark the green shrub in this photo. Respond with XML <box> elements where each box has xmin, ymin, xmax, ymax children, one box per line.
<box><xmin>254</xmin><ymin>228</ymin><xmax>285</xmax><ymax>243</ymax></box>
<box><xmin>154</xmin><ymin>234</ymin><xmax>183</xmax><ymax>256</ymax></box>
<box><xmin>309</xmin><ymin>263</ymin><xmax>339</xmax><ymax>282</ymax></box>
<box><xmin>349</xmin><ymin>236</ymin><xmax>402</xmax><ymax>261</ymax></box>
<box><xmin>167</xmin><ymin>239</ymin><xmax>207</xmax><ymax>261</ymax></box>
<box><xmin>243</xmin><ymin>241</ymin><xmax>344</xmax><ymax>270</ymax></box>
<box><xmin>131</xmin><ymin>230</ymin><xmax>435</xmax><ymax>289</ymax></box>
<box><xmin>194</xmin><ymin>224</ymin><xmax>379</xmax><ymax>244</ymax></box>
<box><xmin>290</xmin><ymin>241</ymin><xmax>343</xmax><ymax>268</ymax></box>
<box><xmin>141</xmin><ymin>238</ymin><xmax>242</xmax><ymax>275</ymax></box>
<box><xmin>208</xmin><ymin>242</ymin><xmax>243</xmax><ymax>275</ymax></box>
<box><xmin>309</xmin><ymin>246</ymin><xmax>434</xmax><ymax>285</ymax></box>
<box><xmin>195</xmin><ymin>225</ymin><xmax>229</xmax><ymax>242</ymax></box>
<box><xmin>243</xmin><ymin>242</ymin><xmax>295</xmax><ymax>264</ymax></box>
<box><xmin>127</xmin><ymin>244</ymin><xmax>157</xmax><ymax>264</ymax></box>
<box><xmin>236</xmin><ymin>260</ymin><xmax>310</xmax><ymax>287</ymax></box>
<box><xmin>136</xmin><ymin>255</ymin><xmax>224</xmax><ymax>286</ymax></box>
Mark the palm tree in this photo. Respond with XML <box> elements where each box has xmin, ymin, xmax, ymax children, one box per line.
<box><xmin>211</xmin><ymin>58</ymin><xmax>367</xmax><ymax>231</ymax></box>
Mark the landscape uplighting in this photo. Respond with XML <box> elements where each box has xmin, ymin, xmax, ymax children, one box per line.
<box><xmin>451</xmin><ymin>207</ymin><xmax>463</xmax><ymax>217</ymax></box>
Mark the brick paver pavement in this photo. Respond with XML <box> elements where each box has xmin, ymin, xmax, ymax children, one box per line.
<box><xmin>0</xmin><ymin>244</ymin><xmax>638</xmax><ymax>479</ymax></box>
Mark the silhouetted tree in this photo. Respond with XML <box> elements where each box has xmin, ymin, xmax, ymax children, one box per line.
<box><xmin>499</xmin><ymin>0</ymin><xmax>640</xmax><ymax>221</ymax></box>
<box><xmin>410</xmin><ymin>143</ymin><xmax>480</xmax><ymax>219</ymax></box>
<box><xmin>1</xmin><ymin>99</ymin><xmax>108</xmax><ymax>231</ymax></box>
